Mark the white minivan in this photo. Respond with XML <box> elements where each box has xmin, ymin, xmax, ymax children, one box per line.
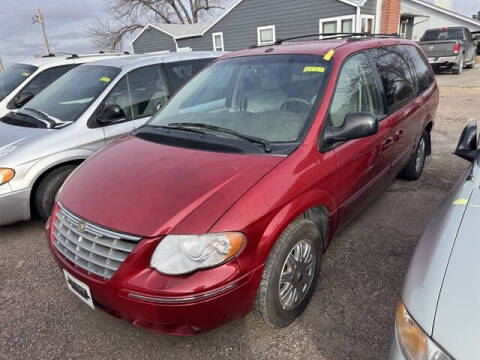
<box><xmin>0</xmin><ymin>52</ymin><xmax>221</xmax><ymax>224</ymax></box>
<box><xmin>0</xmin><ymin>53</ymin><xmax>128</xmax><ymax>117</ymax></box>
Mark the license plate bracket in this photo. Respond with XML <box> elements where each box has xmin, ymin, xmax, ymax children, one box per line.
<box><xmin>63</xmin><ymin>269</ymin><xmax>95</xmax><ymax>310</ymax></box>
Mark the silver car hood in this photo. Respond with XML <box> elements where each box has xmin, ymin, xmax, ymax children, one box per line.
<box><xmin>432</xmin><ymin>186</ymin><xmax>480</xmax><ymax>359</ymax></box>
<box><xmin>402</xmin><ymin>166</ymin><xmax>474</xmax><ymax>336</ymax></box>
<box><xmin>0</xmin><ymin>121</ymin><xmax>51</xmax><ymax>161</ymax></box>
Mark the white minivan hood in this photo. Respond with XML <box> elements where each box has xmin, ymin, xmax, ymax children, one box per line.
<box><xmin>0</xmin><ymin>120</ymin><xmax>51</xmax><ymax>161</ymax></box>
<box><xmin>433</xmin><ymin>187</ymin><xmax>480</xmax><ymax>359</ymax></box>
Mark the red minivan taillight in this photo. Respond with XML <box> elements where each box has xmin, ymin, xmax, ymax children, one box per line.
<box><xmin>453</xmin><ymin>42</ymin><xmax>461</xmax><ymax>55</ymax></box>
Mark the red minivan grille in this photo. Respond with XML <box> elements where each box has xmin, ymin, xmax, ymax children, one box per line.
<box><xmin>52</xmin><ymin>204</ymin><xmax>142</xmax><ymax>280</ymax></box>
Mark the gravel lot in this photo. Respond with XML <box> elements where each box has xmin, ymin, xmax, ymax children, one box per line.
<box><xmin>1</xmin><ymin>68</ymin><xmax>479</xmax><ymax>360</ymax></box>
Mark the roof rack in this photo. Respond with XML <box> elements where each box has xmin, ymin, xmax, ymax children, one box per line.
<box><xmin>271</xmin><ymin>32</ymin><xmax>400</xmax><ymax>46</ymax></box>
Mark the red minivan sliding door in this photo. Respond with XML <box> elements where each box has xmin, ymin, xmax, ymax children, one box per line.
<box><xmin>370</xmin><ymin>45</ymin><xmax>424</xmax><ymax>176</ymax></box>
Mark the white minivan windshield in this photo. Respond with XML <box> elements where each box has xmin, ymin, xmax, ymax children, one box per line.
<box><xmin>18</xmin><ymin>65</ymin><xmax>120</xmax><ymax>124</ymax></box>
<box><xmin>0</xmin><ymin>63</ymin><xmax>37</xmax><ymax>101</ymax></box>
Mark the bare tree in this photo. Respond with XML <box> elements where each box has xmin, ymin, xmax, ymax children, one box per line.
<box><xmin>89</xmin><ymin>0</ymin><xmax>227</xmax><ymax>51</ymax></box>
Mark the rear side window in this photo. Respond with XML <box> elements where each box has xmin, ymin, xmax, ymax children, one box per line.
<box><xmin>371</xmin><ymin>46</ymin><xmax>416</xmax><ymax>114</ymax></box>
<box><xmin>163</xmin><ymin>59</ymin><xmax>214</xmax><ymax>91</ymax></box>
<box><xmin>405</xmin><ymin>46</ymin><xmax>434</xmax><ymax>94</ymax></box>
<box><xmin>330</xmin><ymin>52</ymin><xmax>385</xmax><ymax>128</ymax></box>
<box><xmin>20</xmin><ymin>64</ymin><xmax>77</xmax><ymax>96</ymax></box>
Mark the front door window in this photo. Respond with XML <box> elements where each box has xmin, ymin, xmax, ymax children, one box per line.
<box><xmin>330</xmin><ymin>53</ymin><xmax>384</xmax><ymax>128</ymax></box>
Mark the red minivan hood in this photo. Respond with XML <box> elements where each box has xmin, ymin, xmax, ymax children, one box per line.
<box><xmin>59</xmin><ymin>135</ymin><xmax>283</xmax><ymax>237</ymax></box>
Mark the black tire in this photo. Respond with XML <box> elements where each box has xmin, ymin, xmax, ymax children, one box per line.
<box><xmin>466</xmin><ymin>61</ymin><xmax>475</xmax><ymax>69</ymax></box>
<box><xmin>399</xmin><ymin>132</ymin><xmax>427</xmax><ymax>181</ymax></box>
<box><xmin>254</xmin><ymin>218</ymin><xmax>322</xmax><ymax>328</ymax></box>
<box><xmin>34</xmin><ymin>165</ymin><xmax>77</xmax><ymax>220</ymax></box>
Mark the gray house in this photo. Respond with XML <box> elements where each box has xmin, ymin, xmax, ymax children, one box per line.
<box><xmin>400</xmin><ymin>0</ymin><xmax>480</xmax><ymax>41</ymax></box>
<box><xmin>131</xmin><ymin>0</ymin><xmax>382</xmax><ymax>54</ymax></box>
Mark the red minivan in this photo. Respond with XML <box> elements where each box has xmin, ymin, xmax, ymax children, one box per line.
<box><xmin>47</xmin><ymin>36</ymin><xmax>438</xmax><ymax>335</ymax></box>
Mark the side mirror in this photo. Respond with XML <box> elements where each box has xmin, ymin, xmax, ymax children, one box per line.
<box><xmin>324</xmin><ymin>112</ymin><xmax>379</xmax><ymax>145</ymax></box>
<box><xmin>7</xmin><ymin>92</ymin><xmax>34</xmax><ymax>109</ymax></box>
<box><xmin>454</xmin><ymin>122</ymin><xmax>477</xmax><ymax>162</ymax></box>
<box><xmin>96</xmin><ymin>104</ymin><xmax>125</xmax><ymax>125</ymax></box>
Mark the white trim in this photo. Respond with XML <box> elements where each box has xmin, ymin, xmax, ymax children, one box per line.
<box><xmin>356</xmin><ymin>6</ymin><xmax>361</xmax><ymax>32</ymax></box>
<box><xmin>360</xmin><ymin>14</ymin><xmax>375</xmax><ymax>33</ymax></box>
<box><xmin>409</xmin><ymin>0</ymin><xmax>480</xmax><ymax>27</ymax></box>
<box><xmin>212</xmin><ymin>32</ymin><xmax>224</xmax><ymax>51</ymax></box>
<box><xmin>319</xmin><ymin>15</ymin><xmax>356</xmax><ymax>37</ymax></box>
<box><xmin>257</xmin><ymin>25</ymin><xmax>276</xmax><ymax>46</ymax></box>
<box><xmin>375</xmin><ymin>0</ymin><xmax>383</xmax><ymax>33</ymax></box>
<box><xmin>338</xmin><ymin>0</ymin><xmax>367</xmax><ymax>6</ymax></box>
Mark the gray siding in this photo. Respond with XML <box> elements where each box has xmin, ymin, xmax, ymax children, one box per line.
<box><xmin>362</xmin><ymin>0</ymin><xmax>378</xmax><ymax>16</ymax></box>
<box><xmin>178</xmin><ymin>0</ymin><xmax>359</xmax><ymax>51</ymax></box>
<box><xmin>133</xmin><ymin>27</ymin><xmax>177</xmax><ymax>53</ymax></box>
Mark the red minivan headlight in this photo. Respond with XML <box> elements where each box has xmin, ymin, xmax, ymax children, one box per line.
<box><xmin>150</xmin><ymin>232</ymin><xmax>246</xmax><ymax>275</ymax></box>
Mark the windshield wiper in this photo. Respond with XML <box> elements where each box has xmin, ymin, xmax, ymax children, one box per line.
<box><xmin>150</xmin><ymin>124</ymin><xmax>207</xmax><ymax>135</ymax></box>
<box><xmin>168</xmin><ymin>122</ymin><xmax>272</xmax><ymax>153</ymax></box>
<box><xmin>22</xmin><ymin>108</ymin><xmax>57</xmax><ymax>128</ymax></box>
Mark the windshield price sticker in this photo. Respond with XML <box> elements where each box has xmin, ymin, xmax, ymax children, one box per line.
<box><xmin>100</xmin><ymin>76</ymin><xmax>111</xmax><ymax>83</ymax></box>
<box><xmin>323</xmin><ymin>49</ymin><xmax>335</xmax><ymax>61</ymax></box>
<box><xmin>21</xmin><ymin>72</ymin><xmax>30</xmax><ymax>77</ymax></box>
<box><xmin>303</xmin><ymin>66</ymin><xmax>325</xmax><ymax>73</ymax></box>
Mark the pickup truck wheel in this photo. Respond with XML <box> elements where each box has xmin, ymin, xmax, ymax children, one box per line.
<box><xmin>399</xmin><ymin>132</ymin><xmax>427</xmax><ymax>181</ymax></box>
<box><xmin>466</xmin><ymin>61</ymin><xmax>475</xmax><ymax>69</ymax></box>
<box><xmin>254</xmin><ymin>218</ymin><xmax>322</xmax><ymax>328</ymax></box>
<box><xmin>34</xmin><ymin>165</ymin><xmax>77</xmax><ymax>220</ymax></box>
<box><xmin>453</xmin><ymin>57</ymin><xmax>464</xmax><ymax>74</ymax></box>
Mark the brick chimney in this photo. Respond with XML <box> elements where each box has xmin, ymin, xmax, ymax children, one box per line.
<box><xmin>380</xmin><ymin>0</ymin><xmax>401</xmax><ymax>34</ymax></box>
<box><xmin>434</xmin><ymin>0</ymin><xmax>453</xmax><ymax>11</ymax></box>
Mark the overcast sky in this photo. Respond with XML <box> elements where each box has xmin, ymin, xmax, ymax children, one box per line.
<box><xmin>1</xmin><ymin>0</ymin><xmax>479</xmax><ymax>64</ymax></box>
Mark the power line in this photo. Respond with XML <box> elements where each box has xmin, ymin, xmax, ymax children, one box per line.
<box><xmin>0</xmin><ymin>20</ymin><xmax>35</xmax><ymax>39</ymax></box>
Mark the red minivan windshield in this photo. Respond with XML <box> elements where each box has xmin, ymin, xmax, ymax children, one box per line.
<box><xmin>147</xmin><ymin>55</ymin><xmax>331</xmax><ymax>143</ymax></box>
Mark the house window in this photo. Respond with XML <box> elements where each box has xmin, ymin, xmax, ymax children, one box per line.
<box><xmin>319</xmin><ymin>16</ymin><xmax>355</xmax><ymax>37</ymax></box>
<box><xmin>212</xmin><ymin>32</ymin><xmax>224</xmax><ymax>51</ymax></box>
<box><xmin>257</xmin><ymin>25</ymin><xmax>276</xmax><ymax>46</ymax></box>
<box><xmin>399</xmin><ymin>20</ymin><xmax>408</xmax><ymax>38</ymax></box>
<box><xmin>361</xmin><ymin>15</ymin><xmax>375</xmax><ymax>34</ymax></box>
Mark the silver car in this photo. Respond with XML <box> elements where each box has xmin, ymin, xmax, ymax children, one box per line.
<box><xmin>0</xmin><ymin>52</ymin><xmax>222</xmax><ymax>225</ymax></box>
<box><xmin>390</xmin><ymin>122</ymin><xmax>479</xmax><ymax>359</ymax></box>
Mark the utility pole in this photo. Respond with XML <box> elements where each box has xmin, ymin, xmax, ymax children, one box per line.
<box><xmin>36</xmin><ymin>8</ymin><xmax>51</xmax><ymax>55</ymax></box>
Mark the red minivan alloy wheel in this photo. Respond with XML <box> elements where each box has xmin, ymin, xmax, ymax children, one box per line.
<box><xmin>48</xmin><ymin>36</ymin><xmax>438</xmax><ymax>335</ymax></box>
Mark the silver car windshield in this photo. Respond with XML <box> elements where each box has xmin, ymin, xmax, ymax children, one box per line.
<box><xmin>0</xmin><ymin>63</ymin><xmax>38</xmax><ymax>101</ymax></box>
<box><xmin>147</xmin><ymin>55</ymin><xmax>331</xmax><ymax>143</ymax></box>
<box><xmin>18</xmin><ymin>65</ymin><xmax>120</xmax><ymax>124</ymax></box>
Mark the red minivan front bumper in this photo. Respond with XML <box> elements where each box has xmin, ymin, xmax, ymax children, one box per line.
<box><xmin>46</xmin><ymin>216</ymin><xmax>263</xmax><ymax>336</ymax></box>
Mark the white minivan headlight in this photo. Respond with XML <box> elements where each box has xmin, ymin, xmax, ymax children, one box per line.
<box><xmin>150</xmin><ymin>232</ymin><xmax>246</xmax><ymax>275</ymax></box>
<box><xmin>396</xmin><ymin>300</ymin><xmax>451</xmax><ymax>360</ymax></box>
<box><xmin>0</xmin><ymin>168</ymin><xmax>15</xmax><ymax>185</ymax></box>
